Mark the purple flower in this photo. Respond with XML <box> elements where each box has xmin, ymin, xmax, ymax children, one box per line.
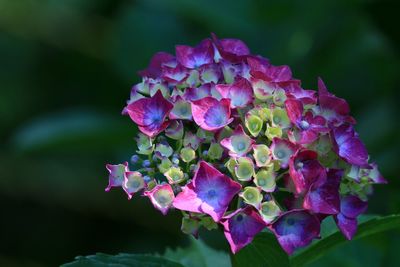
<box><xmin>220</xmin><ymin>125</ymin><xmax>255</xmax><ymax>157</ymax></box>
<box><xmin>138</xmin><ymin>52</ymin><xmax>175</xmax><ymax>79</ymax></box>
<box><xmin>183</xmin><ymin>83</ymin><xmax>213</xmax><ymax>101</ymax></box>
<box><xmin>334</xmin><ymin>195</ymin><xmax>368</xmax><ymax>240</ymax></box>
<box><xmin>289</xmin><ymin>149</ymin><xmax>325</xmax><ymax>195</ymax></box>
<box><xmin>332</xmin><ymin>124</ymin><xmax>369</xmax><ymax>167</ymax></box>
<box><xmin>212</xmin><ymin>33</ymin><xmax>250</xmax><ymax>62</ymax></box>
<box><xmin>215</xmin><ymin>77</ymin><xmax>254</xmax><ymax>108</ymax></box>
<box><xmin>270</xmin><ymin>210</ymin><xmax>321</xmax><ymax>254</ymax></box>
<box><xmin>285</xmin><ymin>98</ymin><xmax>328</xmax><ymax>144</ymax></box>
<box><xmin>126</xmin><ymin>91</ymin><xmax>173</xmax><ymax>137</ymax></box>
<box><xmin>173</xmin><ymin>161</ymin><xmax>241</xmax><ymax>221</ymax></box>
<box><xmin>144</xmin><ymin>184</ymin><xmax>175</xmax><ymax>215</ymax></box>
<box><xmin>191</xmin><ymin>97</ymin><xmax>233</xmax><ymax>131</ymax></box>
<box><xmin>318</xmin><ymin>78</ymin><xmax>355</xmax><ymax>124</ymax></box>
<box><xmin>248</xmin><ymin>58</ymin><xmax>299</xmax><ymax>91</ymax></box>
<box><xmin>176</xmin><ymin>39</ymin><xmax>214</xmax><ymax>69</ymax></box>
<box><xmin>303</xmin><ymin>169</ymin><xmax>342</xmax><ymax>214</ymax></box>
<box><xmin>221</xmin><ymin>206</ymin><xmax>266</xmax><ymax>253</ymax></box>
<box><xmin>161</xmin><ymin>64</ymin><xmax>189</xmax><ymax>85</ymax></box>
<box><xmin>105</xmin><ymin>162</ymin><xmax>129</xmax><ymax>191</ymax></box>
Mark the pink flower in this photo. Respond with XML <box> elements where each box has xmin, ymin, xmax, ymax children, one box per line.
<box><xmin>221</xmin><ymin>206</ymin><xmax>266</xmax><ymax>253</ymax></box>
<box><xmin>125</xmin><ymin>91</ymin><xmax>173</xmax><ymax>137</ymax></box>
<box><xmin>191</xmin><ymin>97</ymin><xmax>233</xmax><ymax>131</ymax></box>
<box><xmin>173</xmin><ymin>161</ymin><xmax>241</xmax><ymax>221</ymax></box>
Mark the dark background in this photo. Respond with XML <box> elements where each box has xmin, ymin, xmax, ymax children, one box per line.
<box><xmin>1</xmin><ymin>0</ymin><xmax>399</xmax><ymax>266</ymax></box>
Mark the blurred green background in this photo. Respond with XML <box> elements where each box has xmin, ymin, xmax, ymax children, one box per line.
<box><xmin>1</xmin><ymin>0</ymin><xmax>399</xmax><ymax>266</ymax></box>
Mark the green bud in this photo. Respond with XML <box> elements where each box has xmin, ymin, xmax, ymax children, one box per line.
<box><xmin>208</xmin><ymin>142</ymin><xmax>224</xmax><ymax>160</ymax></box>
<box><xmin>136</xmin><ymin>133</ymin><xmax>154</xmax><ymax>155</ymax></box>
<box><xmin>196</xmin><ymin>128</ymin><xmax>214</xmax><ymax>143</ymax></box>
<box><xmin>254</xmin><ymin>168</ymin><xmax>276</xmax><ymax>192</ymax></box>
<box><xmin>164</xmin><ymin>167</ymin><xmax>185</xmax><ymax>184</ymax></box>
<box><xmin>271</xmin><ymin>108</ymin><xmax>290</xmax><ymax>128</ymax></box>
<box><xmin>235</xmin><ymin>157</ymin><xmax>255</xmax><ymax>181</ymax></box>
<box><xmin>272</xmin><ymin>88</ymin><xmax>287</xmax><ymax>106</ymax></box>
<box><xmin>200</xmin><ymin>216</ymin><xmax>218</xmax><ymax>231</ymax></box>
<box><xmin>240</xmin><ymin>186</ymin><xmax>263</xmax><ymax>208</ymax></box>
<box><xmin>155</xmin><ymin>143</ymin><xmax>173</xmax><ymax>158</ymax></box>
<box><xmin>265</xmin><ymin>124</ymin><xmax>282</xmax><ymax>140</ymax></box>
<box><xmin>180</xmin><ymin>147</ymin><xmax>196</xmax><ymax>163</ymax></box>
<box><xmin>225</xmin><ymin>157</ymin><xmax>237</xmax><ymax>176</ymax></box>
<box><xmin>252</xmin><ymin>79</ymin><xmax>274</xmax><ymax>101</ymax></box>
<box><xmin>253</xmin><ymin>144</ymin><xmax>271</xmax><ymax>167</ymax></box>
<box><xmin>158</xmin><ymin>158</ymin><xmax>173</xmax><ymax>173</ymax></box>
<box><xmin>258</xmin><ymin>107</ymin><xmax>272</xmax><ymax>122</ymax></box>
<box><xmin>181</xmin><ymin>216</ymin><xmax>200</xmax><ymax>237</ymax></box>
<box><xmin>260</xmin><ymin>201</ymin><xmax>281</xmax><ymax>223</ymax></box>
<box><xmin>245</xmin><ymin>114</ymin><xmax>263</xmax><ymax>137</ymax></box>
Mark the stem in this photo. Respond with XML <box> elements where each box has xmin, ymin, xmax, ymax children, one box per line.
<box><xmin>237</xmin><ymin>108</ymin><xmax>245</xmax><ymax>124</ymax></box>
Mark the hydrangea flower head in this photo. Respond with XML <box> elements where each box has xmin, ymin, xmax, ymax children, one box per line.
<box><xmin>105</xmin><ymin>35</ymin><xmax>386</xmax><ymax>254</ymax></box>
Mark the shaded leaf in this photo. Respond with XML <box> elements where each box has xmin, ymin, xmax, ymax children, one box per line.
<box><xmin>61</xmin><ymin>253</ymin><xmax>184</xmax><ymax>267</ymax></box>
<box><xmin>231</xmin><ymin>231</ymin><xmax>290</xmax><ymax>267</ymax></box>
<box><xmin>290</xmin><ymin>214</ymin><xmax>400</xmax><ymax>267</ymax></box>
<box><xmin>163</xmin><ymin>236</ymin><xmax>230</xmax><ymax>267</ymax></box>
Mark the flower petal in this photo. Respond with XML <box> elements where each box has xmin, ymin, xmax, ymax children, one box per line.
<box><xmin>144</xmin><ymin>184</ymin><xmax>175</xmax><ymax>215</ymax></box>
<box><xmin>191</xmin><ymin>97</ymin><xmax>233</xmax><ymax>131</ymax></box>
<box><xmin>271</xmin><ymin>210</ymin><xmax>320</xmax><ymax>255</ymax></box>
<box><xmin>303</xmin><ymin>169</ymin><xmax>342</xmax><ymax>214</ymax></box>
<box><xmin>126</xmin><ymin>90</ymin><xmax>173</xmax><ymax>137</ymax></box>
<box><xmin>105</xmin><ymin>162</ymin><xmax>129</xmax><ymax>191</ymax></box>
<box><xmin>173</xmin><ymin>161</ymin><xmax>241</xmax><ymax>221</ymax></box>
<box><xmin>221</xmin><ymin>206</ymin><xmax>266</xmax><ymax>253</ymax></box>
<box><xmin>215</xmin><ymin>77</ymin><xmax>253</xmax><ymax>108</ymax></box>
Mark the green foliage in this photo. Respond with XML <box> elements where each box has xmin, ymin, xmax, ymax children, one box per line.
<box><xmin>61</xmin><ymin>253</ymin><xmax>184</xmax><ymax>267</ymax></box>
<box><xmin>231</xmin><ymin>232</ymin><xmax>290</xmax><ymax>267</ymax></box>
<box><xmin>290</xmin><ymin>214</ymin><xmax>400</xmax><ymax>267</ymax></box>
<box><xmin>163</xmin><ymin>237</ymin><xmax>231</xmax><ymax>267</ymax></box>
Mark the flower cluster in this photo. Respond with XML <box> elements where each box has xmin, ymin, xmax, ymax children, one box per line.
<box><xmin>105</xmin><ymin>35</ymin><xmax>387</xmax><ymax>254</ymax></box>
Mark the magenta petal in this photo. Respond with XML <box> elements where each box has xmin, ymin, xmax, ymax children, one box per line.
<box><xmin>285</xmin><ymin>98</ymin><xmax>303</xmax><ymax>124</ymax></box>
<box><xmin>221</xmin><ymin>206</ymin><xmax>266</xmax><ymax>253</ymax></box>
<box><xmin>173</xmin><ymin>161</ymin><xmax>241</xmax><ymax>221</ymax></box>
<box><xmin>126</xmin><ymin>90</ymin><xmax>173</xmax><ymax>137</ymax></box>
<box><xmin>212</xmin><ymin>33</ymin><xmax>250</xmax><ymax>62</ymax></box>
<box><xmin>332</xmin><ymin>124</ymin><xmax>369</xmax><ymax>167</ymax></box>
<box><xmin>340</xmin><ymin>195</ymin><xmax>368</xmax><ymax>219</ymax></box>
<box><xmin>318</xmin><ymin>78</ymin><xmax>353</xmax><ymax>123</ymax></box>
<box><xmin>162</xmin><ymin>64</ymin><xmax>189</xmax><ymax>85</ymax></box>
<box><xmin>138</xmin><ymin>52</ymin><xmax>175</xmax><ymax>78</ymax></box>
<box><xmin>191</xmin><ymin>97</ymin><xmax>233</xmax><ymax>131</ymax></box>
<box><xmin>183</xmin><ymin>83</ymin><xmax>212</xmax><ymax>101</ymax></box>
<box><xmin>288</xmin><ymin>149</ymin><xmax>325</xmax><ymax>194</ymax></box>
<box><xmin>215</xmin><ymin>77</ymin><xmax>253</xmax><ymax>108</ymax></box>
<box><xmin>271</xmin><ymin>210</ymin><xmax>321</xmax><ymax>255</ymax></box>
<box><xmin>105</xmin><ymin>162</ymin><xmax>129</xmax><ymax>191</ymax></box>
<box><xmin>334</xmin><ymin>213</ymin><xmax>358</xmax><ymax>240</ymax></box>
<box><xmin>303</xmin><ymin>169</ymin><xmax>342</xmax><ymax>214</ymax></box>
<box><xmin>176</xmin><ymin>39</ymin><xmax>214</xmax><ymax>69</ymax></box>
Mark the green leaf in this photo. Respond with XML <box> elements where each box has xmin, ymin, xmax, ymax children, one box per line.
<box><xmin>290</xmin><ymin>214</ymin><xmax>400</xmax><ymax>267</ymax></box>
<box><xmin>61</xmin><ymin>253</ymin><xmax>184</xmax><ymax>267</ymax></box>
<box><xmin>231</xmin><ymin>232</ymin><xmax>290</xmax><ymax>267</ymax></box>
<box><xmin>163</xmin><ymin>236</ymin><xmax>231</xmax><ymax>267</ymax></box>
